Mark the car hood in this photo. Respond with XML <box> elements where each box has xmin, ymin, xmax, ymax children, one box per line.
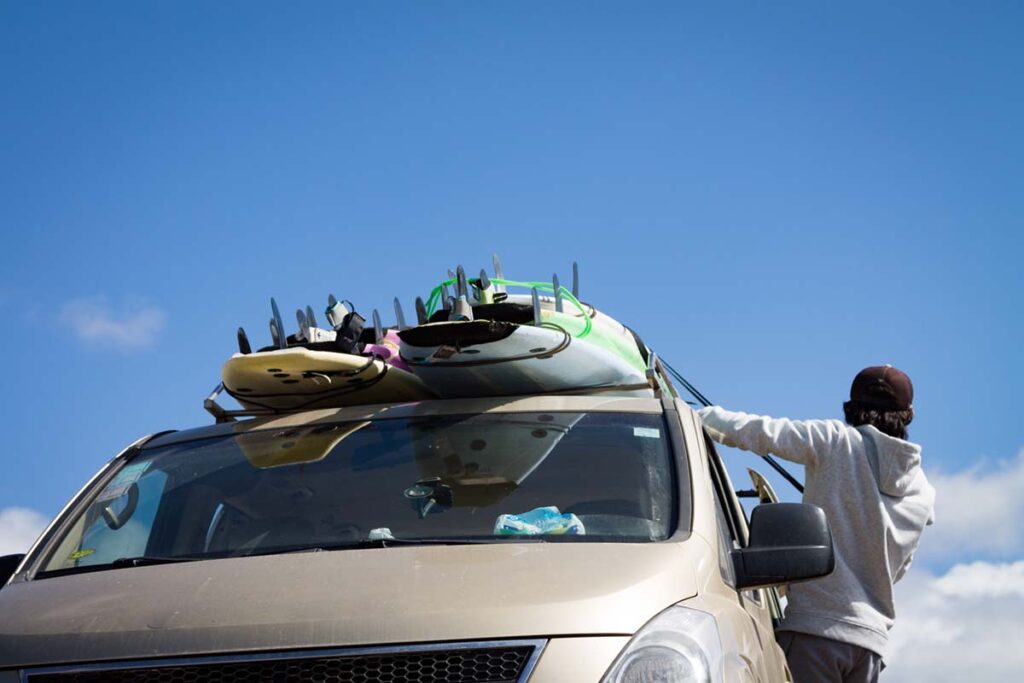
<box><xmin>0</xmin><ymin>540</ymin><xmax>696</xmax><ymax>668</ymax></box>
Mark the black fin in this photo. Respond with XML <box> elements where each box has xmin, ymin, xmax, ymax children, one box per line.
<box><xmin>237</xmin><ymin>327</ymin><xmax>252</xmax><ymax>354</ymax></box>
<box><xmin>270</xmin><ymin>298</ymin><xmax>286</xmax><ymax>349</ymax></box>
<box><xmin>415</xmin><ymin>297</ymin><xmax>428</xmax><ymax>325</ymax></box>
<box><xmin>269</xmin><ymin>317</ymin><xmax>282</xmax><ymax>349</ymax></box>
<box><xmin>372</xmin><ymin>309</ymin><xmax>384</xmax><ymax>345</ymax></box>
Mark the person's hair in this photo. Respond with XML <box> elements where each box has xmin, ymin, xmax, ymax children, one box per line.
<box><xmin>843</xmin><ymin>400</ymin><xmax>914</xmax><ymax>440</ymax></box>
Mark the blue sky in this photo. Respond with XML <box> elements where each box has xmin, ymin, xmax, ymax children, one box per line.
<box><xmin>1</xmin><ymin>3</ymin><xmax>1022</xmax><ymax>676</ymax></box>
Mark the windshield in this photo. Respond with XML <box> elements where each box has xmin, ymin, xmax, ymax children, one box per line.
<box><xmin>40</xmin><ymin>411</ymin><xmax>678</xmax><ymax>574</ymax></box>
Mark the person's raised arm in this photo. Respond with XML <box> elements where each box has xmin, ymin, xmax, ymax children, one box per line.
<box><xmin>697</xmin><ymin>406</ymin><xmax>849</xmax><ymax>470</ymax></box>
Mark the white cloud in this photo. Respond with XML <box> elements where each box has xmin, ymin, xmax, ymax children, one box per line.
<box><xmin>0</xmin><ymin>507</ymin><xmax>50</xmax><ymax>555</ymax></box>
<box><xmin>886</xmin><ymin>561</ymin><xmax>1024</xmax><ymax>682</ymax></box>
<box><xmin>60</xmin><ymin>297</ymin><xmax>167</xmax><ymax>349</ymax></box>
<box><xmin>932</xmin><ymin>560</ymin><xmax>1024</xmax><ymax>599</ymax></box>
<box><xmin>916</xmin><ymin>449</ymin><xmax>1024</xmax><ymax>565</ymax></box>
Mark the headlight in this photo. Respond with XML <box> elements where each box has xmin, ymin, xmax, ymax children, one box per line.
<box><xmin>602</xmin><ymin>606</ymin><xmax>723</xmax><ymax>683</ymax></box>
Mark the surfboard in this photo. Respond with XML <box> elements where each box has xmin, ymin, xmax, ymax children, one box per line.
<box><xmin>503</xmin><ymin>294</ymin><xmax>647</xmax><ymax>372</ymax></box>
<box><xmin>397</xmin><ymin>313</ymin><xmax>649</xmax><ymax>399</ymax></box>
<box><xmin>221</xmin><ymin>347</ymin><xmax>436</xmax><ymax>411</ymax></box>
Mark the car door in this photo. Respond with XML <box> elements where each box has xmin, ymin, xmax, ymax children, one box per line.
<box><xmin>704</xmin><ymin>433</ymin><xmax>793</xmax><ymax>683</ymax></box>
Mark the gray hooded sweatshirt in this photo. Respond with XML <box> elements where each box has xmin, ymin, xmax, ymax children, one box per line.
<box><xmin>698</xmin><ymin>406</ymin><xmax>936</xmax><ymax>659</ymax></box>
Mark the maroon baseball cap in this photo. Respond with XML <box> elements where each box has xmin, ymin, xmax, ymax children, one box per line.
<box><xmin>850</xmin><ymin>365</ymin><xmax>913</xmax><ymax>410</ymax></box>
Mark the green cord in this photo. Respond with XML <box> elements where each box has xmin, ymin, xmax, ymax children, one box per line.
<box><xmin>424</xmin><ymin>277</ymin><xmax>592</xmax><ymax>338</ymax></box>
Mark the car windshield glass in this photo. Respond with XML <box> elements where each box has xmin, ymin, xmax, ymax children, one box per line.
<box><xmin>40</xmin><ymin>411</ymin><xmax>677</xmax><ymax>574</ymax></box>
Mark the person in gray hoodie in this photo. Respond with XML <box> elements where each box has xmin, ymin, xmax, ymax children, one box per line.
<box><xmin>698</xmin><ymin>365</ymin><xmax>935</xmax><ymax>683</ymax></box>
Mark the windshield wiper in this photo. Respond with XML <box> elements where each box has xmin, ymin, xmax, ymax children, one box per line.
<box><xmin>35</xmin><ymin>554</ymin><xmax>210</xmax><ymax>579</ymax></box>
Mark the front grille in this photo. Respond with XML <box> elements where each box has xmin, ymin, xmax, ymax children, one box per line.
<box><xmin>24</xmin><ymin>643</ymin><xmax>540</xmax><ymax>683</ymax></box>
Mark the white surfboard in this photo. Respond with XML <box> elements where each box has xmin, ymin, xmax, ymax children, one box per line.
<box><xmin>397</xmin><ymin>319</ymin><xmax>649</xmax><ymax>399</ymax></box>
<box><xmin>504</xmin><ymin>293</ymin><xmax>640</xmax><ymax>349</ymax></box>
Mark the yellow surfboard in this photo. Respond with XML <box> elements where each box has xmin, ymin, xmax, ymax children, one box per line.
<box><xmin>221</xmin><ymin>348</ymin><xmax>436</xmax><ymax>411</ymax></box>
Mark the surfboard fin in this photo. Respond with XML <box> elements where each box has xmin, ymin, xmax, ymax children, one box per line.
<box><xmin>572</xmin><ymin>261</ymin><xmax>580</xmax><ymax>299</ymax></box>
<box><xmin>450</xmin><ymin>266</ymin><xmax>474</xmax><ymax>321</ymax></box>
<box><xmin>531</xmin><ymin>288</ymin><xmax>543</xmax><ymax>326</ymax></box>
<box><xmin>270</xmin><ymin>298</ymin><xmax>287</xmax><ymax>349</ymax></box>
<box><xmin>237</xmin><ymin>327</ymin><xmax>252</xmax><ymax>355</ymax></box>
<box><xmin>415</xmin><ymin>297</ymin><xmax>428</xmax><ymax>325</ymax></box>
<box><xmin>441</xmin><ymin>283</ymin><xmax>452</xmax><ymax>311</ymax></box>
<box><xmin>372</xmin><ymin>309</ymin><xmax>384</xmax><ymax>345</ymax></box>
<box><xmin>476</xmin><ymin>269</ymin><xmax>494</xmax><ymax>304</ymax></box>
<box><xmin>305</xmin><ymin>305</ymin><xmax>319</xmax><ymax>330</ymax></box>
<box><xmin>553</xmin><ymin>274</ymin><xmax>564</xmax><ymax>313</ymax></box>
<box><xmin>492</xmin><ymin>253</ymin><xmax>506</xmax><ymax>293</ymax></box>
<box><xmin>269</xmin><ymin>317</ymin><xmax>282</xmax><ymax>349</ymax></box>
<box><xmin>296</xmin><ymin>309</ymin><xmax>309</xmax><ymax>342</ymax></box>
<box><xmin>394</xmin><ymin>298</ymin><xmax>408</xmax><ymax>331</ymax></box>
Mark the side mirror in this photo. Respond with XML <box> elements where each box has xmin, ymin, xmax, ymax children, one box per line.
<box><xmin>0</xmin><ymin>554</ymin><xmax>25</xmax><ymax>588</ymax></box>
<box><xmin>731</xmin><ymin>503</ymin><xmax>835</xmax><ymax>590</ymax></box>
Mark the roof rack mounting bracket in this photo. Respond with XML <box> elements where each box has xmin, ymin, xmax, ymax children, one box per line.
<box><xmin>204</xmin><ymin>383</ymin><xmax>277</xmax><ymax>424</ymax></box>
<box><xmin>204</xmin><ymin>383</ymin><xmax>238</xmax><ymax>423</ymax></box>
<box><xmin>645</xmin><ymin>351</ymin><xmax>663</xmax><ymax>399</ymax></box>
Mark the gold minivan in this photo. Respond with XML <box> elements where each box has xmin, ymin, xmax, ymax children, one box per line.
<box><xmin>0</xmin><ymin>393</ymin><xmax>833</xmax><ymax>682</ymax></box>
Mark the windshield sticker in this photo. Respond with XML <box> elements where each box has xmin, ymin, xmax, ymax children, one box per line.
<box><xmin>633</xmin><ymin>427</ymin><xmax>661</xmax><ymax>439</ymax></box>
<box><xmin>68</xmin><ymin>549</ymin><xmax>95</xmax><ymax>561</ymax></box>
<box><xmin>95</xmin><ymin>462</ymin><xmax>150</xmax><ymax>502</ymax></box>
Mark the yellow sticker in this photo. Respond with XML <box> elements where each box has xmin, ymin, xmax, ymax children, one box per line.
<box><xmin>69</xmin><ymin>549</ymin><xmax>95</xmax><ymax>561</ymax></box>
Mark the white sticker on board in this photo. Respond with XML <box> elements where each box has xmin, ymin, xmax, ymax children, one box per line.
<box><xmin>633</xmin><ymin>427</ymin><xmax>661</xmax><ymax>439</ymax></box>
